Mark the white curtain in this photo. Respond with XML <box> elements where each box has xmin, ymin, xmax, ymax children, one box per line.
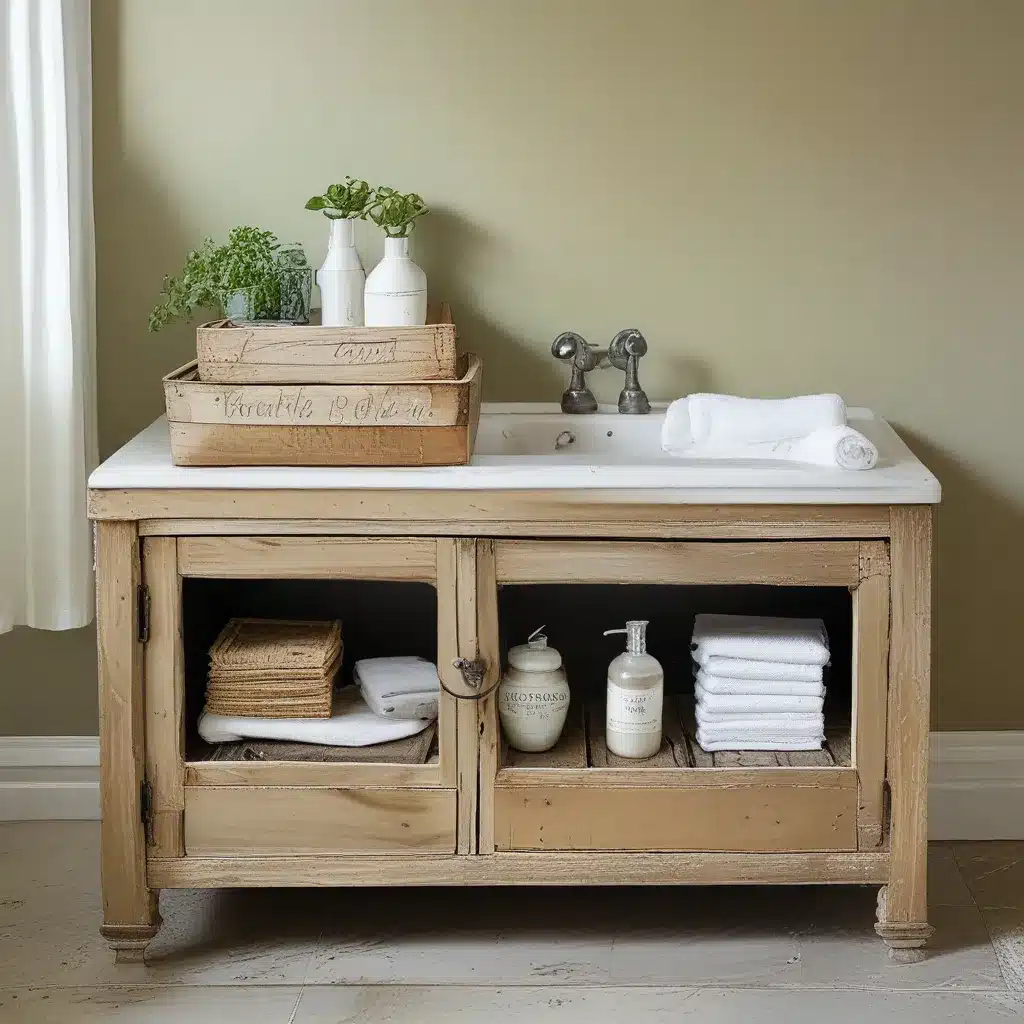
<box><xmin>0</xmin><ymin>0</ymin><xmax>97</xmax><ymax>633</ymax></box>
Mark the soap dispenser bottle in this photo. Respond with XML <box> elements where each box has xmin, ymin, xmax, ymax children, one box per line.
<box><xmin>603</xmin><ymin>620</ymin><xmax>664</xmax><ymax>759</ymax></box>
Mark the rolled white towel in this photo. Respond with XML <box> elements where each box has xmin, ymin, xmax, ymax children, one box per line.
<box><xmin>662</xmin><ymin>393</ymin><xmax>847</xmax><ymax>448</ymax></box>
<box><xmin>198</xmin><ymin>686</ymin><xmax>433</xmax><ymax>747</ymax></box>
<box><xmin>694</xmin><ymin>656</ymin><xmax>824</xmax><ymax>683</ymax></box>
<box><xmin>692</xmin><ymin>614</ymin><xmax>830</xmax><ymax>667</ymax></box>
<box><xmin>663</xmin><ymin>424</ymin><xmax>878</xmax><ymax>471</ymax></box>
<box><xmin>695</xmin><ymin>682</ymin><xmax>824</xmax><ymax>714</ymax></box>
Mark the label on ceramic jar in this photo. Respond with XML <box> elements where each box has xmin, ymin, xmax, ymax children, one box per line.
<box><xmin>606</xmin><ymin>681</ymin><xmax>662</xmax><ymax>734</ymax></box>
<box><xmin>499</xmin><ymin>687</ymin><xmax>569</xmax><ymax>719</ymax></box>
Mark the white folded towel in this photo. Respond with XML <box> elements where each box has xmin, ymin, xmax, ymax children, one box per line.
<box><xmin>354</xmin><ymin>656</ymin><xmax>440</xmax><ymax>720</ymax></box>
<box><xmin>696</xmin><ymin>730</ymin><xmax>824</xmax><ymax>752</ymax></box>
<box><xmin>695</xmin><ymin>682</ymin><xmax>824</xmax><ymax>714</ymax></box>
<box><xmin>198</xmin><ymin>686</ymin><xmax>433</xmax><ymax>747</ymax></box>
<box><xmin>663</xmin><ymin>393</ymin><xmax>847</xmax><ymax>447</ymax></box>
<box><xmin>696</xmin><ymin>705</ymin><xmax>824</xmax><ymax>728</ymax></box>
<box><xmin>692</xmin><ymin>614</ymin><xmax>830</xmax><ymax>667</ymax></box>
<box><xmin>695</xmin><ymin>656</ymin><xmax>824</xmax><ymax>683</ymax></box>
<box><xmin>696</xmin><ymin>670</ymin><xmax>825</xmax><ymax>698</ymax></box>
<box><xmin>697</xmin><ymin>718</ymin><xmax>824</xmax><ymax>740</ymax></box>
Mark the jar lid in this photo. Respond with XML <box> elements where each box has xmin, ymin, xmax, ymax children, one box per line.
<box><xmin>508</xmin><ymin>628</ymin><xmax>562</xmax><ymax>672</ymax></box>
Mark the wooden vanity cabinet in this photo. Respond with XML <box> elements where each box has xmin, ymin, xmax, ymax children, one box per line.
<box><xmin>92</xmin><ymin>499</ymin><xmax>932</xmax><ymax>964</ymax></box>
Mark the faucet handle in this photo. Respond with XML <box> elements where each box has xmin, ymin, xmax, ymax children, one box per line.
<box><xmin>607</xmin><ymin>328</ymin><xmax>647</xmax><ymax>370</ymax></box>
<box><xmin>607</xmin><ymin>328</ymin><xmax>651</xmax><ymax>415</ymax></box>
<box><xmin>552</xmin><ymin>331</ymin><xmax>600</xmax><ymax>372</ymax></box>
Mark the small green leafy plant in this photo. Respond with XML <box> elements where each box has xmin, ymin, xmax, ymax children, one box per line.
<box><xmin>368</xmin><ymin>186</ymin><xmax>428</xmax><ymax>238</ymax></box>
<box><xmin>148</xmin><ymin>226</ymin><xmax>309</xmax><ymax>330</ymax></box>
<box><xmin>304</xmin><ymin>177</ymin><xmax>373</xmax><ymax>220</ymax></box>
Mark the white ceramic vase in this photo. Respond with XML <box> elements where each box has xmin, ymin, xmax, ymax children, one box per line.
<box><xmin>498</xmin><ymin>633</ymin><xmax>570</xmax><ymax>753</ymax></box>
<box><xmin>364</xmin><ymin>236</ymin><xmax>427</xmax><ymax>327</ymax></box>
<box><xmin>318</xmin><ymin>218</ymin><xmax>365</xmax><ymax>327</ymax></box>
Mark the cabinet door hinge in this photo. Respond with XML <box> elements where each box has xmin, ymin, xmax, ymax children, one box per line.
<box><xmin>140</xmin><ymin>779</ymin><xmax>154</xmax><ymax>845</ymax></box>
<box><xmin>137</xmin><ymin>584</ymin><xmax>151</xmax><ymax>644</ymax></box>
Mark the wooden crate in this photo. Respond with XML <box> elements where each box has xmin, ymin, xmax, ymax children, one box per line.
<box><xmin>163</xmin><ymin>353</ymin><xmax>482</xmax><ymax>467</ymax></box>
<box><xmin>195</xmin><ymin>305</ymin><xmax>458</xmax><ymax>384</ymax></box>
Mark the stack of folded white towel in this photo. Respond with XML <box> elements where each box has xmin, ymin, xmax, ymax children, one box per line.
<box><xmin>691</xmin><ymin>613</ymin><xmax>830</xmax><ymax>751</ymax></box>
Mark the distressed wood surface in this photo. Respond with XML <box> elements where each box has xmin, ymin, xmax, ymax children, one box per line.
<box><xmin>96</xmin><ymin>520</ymin><xmax>161</xmax><ymax>958</ymax></box>
<box><xmin>494</xmin><ymin>783</ymin><xmax>858</xmax><ymax>852</ymax></box>
<box><xmin>454</xmin><ymin>539</ymin><xmax>480</xmax><ymax>854</ymax></box>
<box><xmin>183</xmin><ymin>787</ymin><xmax>456</xmax><ymax>856</ymax></box>
<box><xmin>853</xmin><ymin>541</ymin><xmax>891</xmax><ymax>849</ymax></box>
<box><xmin>879</xmin><ymin>506</ymin><xmax>934</xmax><ymax>950</ymax></box>
<box><xmin>475</xmin><ymin>540</ymin><xmax>501</xmax><ymax>854</ymax></box>
<box><xmin>91</xmin><ymin>491</ymin><xmax>893</xmax><ymax>535</ymax></box>
<box><xmin>435</xmin><ymin>539</ymin><xmax>460</xmax><ymax>788</ymax></box>
<box><xmin>494</xmin><ymin>539</ymin><xmax>862</xmax><ymax>586</ymax></box>
<box><xmin>142</xmin><ymin>537</ymin><xmax>185</xmax><ymax>859</ymax></box>
<box><xmin>185</xmin><ymin>761</ymin><xmax>441</xmax><ymax>788</ymax></box>
<box><xmin>176</xmin><ymin>535</ymin><xmax>437</xmax><ymax>580</ymax></box>
<box><xmin>149</xmin><ymin>849</ymin><xmax>890</xmax><ymax>888</ymax></box>
<box><xmin>196</xmin><ymin>320</ymin><xmax>459</xmax><ymax>384</ymax></box>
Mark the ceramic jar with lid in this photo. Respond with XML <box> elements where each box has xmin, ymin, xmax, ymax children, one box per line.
<box><xmin>498</xmin><ymin>628</ymin><xmax>570</xmax><ymax>752</ymax></box>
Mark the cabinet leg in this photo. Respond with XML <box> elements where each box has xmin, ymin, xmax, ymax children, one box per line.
<box><xmin>101</xmin><ymin>890</ymin><xmax>161</xmax><ymax>962</ymax></box>
<box><xmin>96</xmin><ymin>521</ymin><xmax>159</xmax><ymax>964</ymax></box>
<box><xmin>877</xmin><ymin>506</ymin><xmax>935</xmax><ymax>965</ymax></box>
<box><xmin>875</xmin><ymin>885</ymin><xmax>933</xmax><ymax>963</ymax></box>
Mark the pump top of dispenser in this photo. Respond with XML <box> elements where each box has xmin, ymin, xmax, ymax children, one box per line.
<box><xmin>603</xmin><ymin>620</ymin><xmax>649</xmax><ymax>655</ymax></box>
<box><xmin>508</xmin><ymin>625</ymin><xmax>563</xmax><ymax>672</ymax></box>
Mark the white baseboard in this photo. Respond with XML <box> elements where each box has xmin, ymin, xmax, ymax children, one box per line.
<box><xmin>929</xmin><ymin>731</ymin><xmax>1024</xmax><ymax>841</ymax></box>
<box><xmin>0</xmin><ymin>736</ymin><xmax>99</xmax><ymax>821</ymax></box>
<box><xmin>1</xmin><ymin>732</ymin><xmax>1022</xmax><ymax>839</ymax></box>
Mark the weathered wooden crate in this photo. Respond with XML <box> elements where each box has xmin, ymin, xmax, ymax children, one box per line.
<box><xmin>195</xmin><ymin>304</ymin><xmax>459</xmax><ymax>384</ymax></box>
<box><xmin>163</xmin><ymin>353</ymin><xmax>482</xmax><ymax>467</ymax></box>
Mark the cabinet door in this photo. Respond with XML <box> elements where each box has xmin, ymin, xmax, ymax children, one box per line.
<box><xmin>477</xmin><ymin>538</ymin><xmax>889</xmax><ymax>855</ymax></box>
<box><xmin>141</xmin><ymin>536</ymin><xmax>471</xmax><ymax>861</ymax></box>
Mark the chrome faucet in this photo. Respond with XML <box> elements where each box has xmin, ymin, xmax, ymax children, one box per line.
<box><xmin>551</xmin><ymin>329</ymin><xmax>651</xmax><ymax>414</ymax></box>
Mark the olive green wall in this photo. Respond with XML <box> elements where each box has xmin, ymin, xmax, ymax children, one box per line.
<box><xmin>2</xmin><ymin>0</ymin><xmax>1021</xmax><ymax>734</ymax></box>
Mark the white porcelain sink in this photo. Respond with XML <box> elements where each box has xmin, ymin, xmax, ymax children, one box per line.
<box><xmin>89</xmin><ymin>404</ymin><xmax>941</xmax><ymax>504</ymax></box>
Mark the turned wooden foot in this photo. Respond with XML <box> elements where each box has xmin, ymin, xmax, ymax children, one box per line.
<box><xmin>100</xmin><ymin>921</ymin><xmax>161</xmax><ymax>963</ymax></box>
<box><xmin>874</xmin><ymin>885</ymin><xmax>933</xmax><ymax>963</ymax></box>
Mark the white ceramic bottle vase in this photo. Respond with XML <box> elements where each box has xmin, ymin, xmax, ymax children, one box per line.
<box><xmin>364</xmin><ymin>236</ymin><xmax>427</xmax><ymax>327</ymax></box>
<box><xmin>604</xmin><ymin>620</ymin><xmax>664</xmax><ymax>759</ymax></box>
<box><xmin>318</xmin><ymin>218</ymin><xmax>365</xmax><ymax>327</ymax></box>
<box><xmin>498</xmin><ymin>628</ymin><xmax>570</xmax><ymax>753</ymax></box>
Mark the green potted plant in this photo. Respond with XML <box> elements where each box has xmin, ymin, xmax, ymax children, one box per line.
<box><xmin>364</xmin><ymin>187</ymin><xmax>429</xmax><ymax>326</ymax></box>
<box><xmin>305</xmin><ymin>178</ymin><xmax>373</xmax><ymax>327</ymax></box>
<box><xmin>148</xmin><ymin>226</ymin><xmax>311</xmax><ymax>331</ymax></box>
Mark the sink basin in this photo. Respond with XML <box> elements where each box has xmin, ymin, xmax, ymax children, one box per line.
<box><xmin>474</xmin><ymin>404</ymin><xmax>672</xmax><ymax>464</ymax></box>
<box><xmin>89</xmin><ymin>403</ymin><xmax>941</xmax><ymax>504</ymax></box>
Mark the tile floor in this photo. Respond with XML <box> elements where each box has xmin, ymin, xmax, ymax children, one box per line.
<box><xmin>0</xmin><ymin>822</ymin><xmax>1022</xmax><ymax>1021</ymax></box>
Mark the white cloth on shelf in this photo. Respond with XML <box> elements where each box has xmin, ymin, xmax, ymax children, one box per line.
<box><xmin>695</xmin><ymin>656</ymin><xmax>824</xmax><ymax>683</ymax></box>
<box><xmin>696</xmin><ymin>718</ymin><xmax>824</xmax><ymax>742</ymax></box>
<box><xmin>695</xmin><ymin>706</ymin><xmax>824</xmax><ymax>729</ymax></box>
<box><xmin>696</xmin><ymin>730</ymin><xmax>824</xmax><ymax>752</ymax></box>
<box><xmin>695</xmin><ymin>670</ymin><xmax>825</xmax><ymax>698</ymax></box>
<box><xmin>354</xmin><ymin>656</ymin><xmax>440</xmax><ymax>720</ymax></box>
<box><xmin>691</xmin><ymin>614</ymin><xmax>830</xmax><ymax>667</ymax></box>
<box><xmin>197</xmin><ymin>686</ymin><xmax>433</xmax><ymax>746</ymax></box>
<box><xmin>662</xmin><ymin>393</ymin><xmax>847</xmax><ymax>448</ymax></box>
<box><xmin>695</xmin><ymin>682</ymin><xmax>823</xmax><ymax>714</ymax></box>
